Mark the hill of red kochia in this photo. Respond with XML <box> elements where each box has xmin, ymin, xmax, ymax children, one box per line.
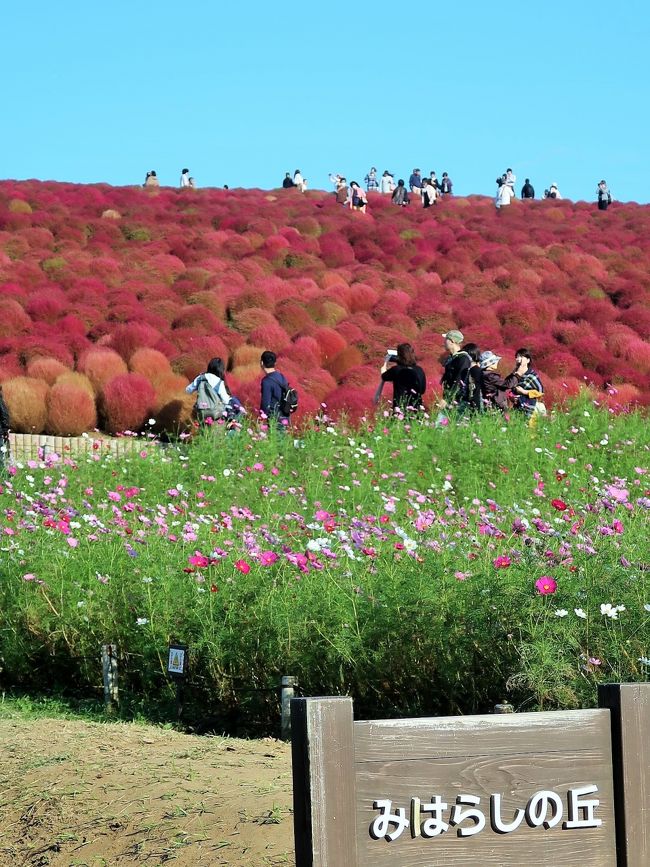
<box><xmin>0</xmin><ymin>180</ymin><xmax>649</xmax><ymax>434</ymax></box>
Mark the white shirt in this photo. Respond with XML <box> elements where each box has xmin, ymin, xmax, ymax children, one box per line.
<box><xmin>180</xmin><ymin>173</ymin><xmax>191</xmax><ymax>188</ymax></box>
<box><xmin>186</xmin><ymin>373</ymin><xmax>230</xmax><ymax>405</ymax></box>
<box><xmin>380</xmin><ymin>175</ymin><xmax>394</xmax><ymax>193</ymax></box>
<box><xmin>496</xmin><ymin>184</ymin><xmax>514</xmax><ymax>207</ymax></box>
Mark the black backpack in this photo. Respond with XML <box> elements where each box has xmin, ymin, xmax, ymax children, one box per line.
<box><xmin>279</xmin><ymin>385</ymin><xmax>299</xmax><ymax>416</ymax></box>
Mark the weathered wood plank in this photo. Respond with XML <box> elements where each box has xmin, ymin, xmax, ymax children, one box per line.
<box><xmin>291</xmin><ymin>697</ymin><xmax>358</xmax><ymax>867</ymax></box>
<box><xmin>599</xmin><ymin>683</ymin><xmax>650</xmax><ymax>867</ymax></box>
<box><xmin>354</xmin><ymin>709</ymin><xmax>610</xmax><ymax>762</ymax></box>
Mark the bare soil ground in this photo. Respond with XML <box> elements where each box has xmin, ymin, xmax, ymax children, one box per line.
<box><xmin>0</xmin><ymin>718</ymin><xmax>294</xmax><ymax>866</ymax></box>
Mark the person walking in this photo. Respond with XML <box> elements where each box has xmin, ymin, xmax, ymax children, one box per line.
<box><xmin>440</xmin><ymin>172</ymin><xmax>453</xmax><ymax>195</ymax></box>
<box><xmin>422</xmin><ymin>177</ymin><xmax>438</xmax><ymax>208</ymax></box>
<box><xmin>293</xmin><ymin>170</ymin><xmax>305</xmax><ymax>192</ymax></box>
<box><xmin>457</xmin><ymin>344</ymin><xmax>483</xmax><ymax>413</ymax></box>
<box><xmin>349</xmin><ymin>182</ymin><xmax>368</xmax><ymax>213</ymax></box>
<box><xmin>409</xmin><ymin>168</ymin><xmax>423</xmax><ymax>198</ymax></box>
<box><xmin>521</xmin><ymin>178</ymin><xmax>535</xmax><ymax>199</ymax></box>
<box><xmin>364</xmin><ymin>167</ymin><xmax>379</xmax><ymax>192</ymax></box>
<box><xmin>380</xmin><ymin>343</ymin><xmax>426</xmax><ymax>413</ymax></box>
<box><xmin>496</xmin><ymin>181</ymin><xmax>514</xmax><ymax>208</ymax></box>
<box><xmin>260</xmin><ymin>351</ymin><xmax>290</xmax><ymax>427</ymax></box>
<box><xmin>391</xmin><ymin>179</ymin><xmax>409</xmax><ymax>206</ymax></box>
<box><xmin>597</xmin><ymin>180</ymin><xmax>612</xmax><ymax>210</ymax></box>
<box><xmin>335</xmin><ymin>177</ymin><xmax>349</xmax><ymax>205</ymax></box>
<box><xmin>440</xmin><ymin>329</ymin><xmax>471</xmax><ymax>407</ymax></box>
<box><xmin>380</xmin><ymin>171</ymin><xmax>395</xmax><ymax>194</ymax></box>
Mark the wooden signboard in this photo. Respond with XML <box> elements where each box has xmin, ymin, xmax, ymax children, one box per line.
<box><xmin>291</xmin><ymin>683</ymin><xmax>649</xmax><ymax>867</ymax></box>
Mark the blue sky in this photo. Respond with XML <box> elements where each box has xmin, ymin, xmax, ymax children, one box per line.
<box><xmin>4</xmin><ymin>0</ymin><xmax>649</xmax><ymax>202</ymax></box>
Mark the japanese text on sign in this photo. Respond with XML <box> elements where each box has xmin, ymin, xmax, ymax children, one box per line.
<box><xmin>370</xmin><ymin>786</ymin><xmax>601</xmax><ymax>841</ymax></box>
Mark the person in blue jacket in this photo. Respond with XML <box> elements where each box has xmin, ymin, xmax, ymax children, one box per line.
<box><xmin>260</xmin><ymin>350</ymin><xmax>290</xmax><ymax>426</ymax></box>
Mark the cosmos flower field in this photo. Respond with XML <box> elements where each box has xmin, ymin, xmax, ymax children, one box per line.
<box><xmin>1</xmin><ymin>404</ymin><xmax>648</xmax><ymax>725</ymax></box>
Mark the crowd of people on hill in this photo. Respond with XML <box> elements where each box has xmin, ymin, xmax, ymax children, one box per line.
<box><xmin>140</xmin><ymin>166</ymin><xmax>613</xmax><ymax>211</ymax></box>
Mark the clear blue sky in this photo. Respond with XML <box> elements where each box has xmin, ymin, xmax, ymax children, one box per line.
<box><xmin>4</xmin><ymin>0</ymin><xmax>649</xmax><ymax>202</ymax></box>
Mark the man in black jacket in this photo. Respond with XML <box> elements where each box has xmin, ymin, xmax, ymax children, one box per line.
<box><xmin>440</xmin><ymin>330</ymin><xmax>471</xmax><ymax>407</ymax></box>
<box><xmin>521</xmin><ymin>178</ymin><xmax>535</xmax><ymax>199</ymax></box>
<box><xmin>260</xmin><ymin>351</ymin><xmax>290</xmax><ymax>427</ymax></box>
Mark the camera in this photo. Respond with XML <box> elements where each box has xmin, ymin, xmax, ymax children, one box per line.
<box><xmin>385</xmin><ymin>349</ymin><xmax>398</xmax><ymax>361</ymax></box>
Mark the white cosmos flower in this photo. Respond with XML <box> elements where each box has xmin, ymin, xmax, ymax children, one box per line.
<box><xmin>574</xmin><ymin>608</ymin><xmax>587</xmax><ymax>619</ymax></box>
<box><xmin>555</xmin><ymin>609</ymin><xmax>569</xmax><ymax>617</ymax></box>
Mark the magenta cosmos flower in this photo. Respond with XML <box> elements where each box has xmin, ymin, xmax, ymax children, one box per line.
<box><xmin>535</xmin><ymin>576</ymin><xmax>558</xmax><ymax>595</ymax></box>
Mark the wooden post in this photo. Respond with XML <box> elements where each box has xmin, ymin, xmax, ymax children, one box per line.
<box><xmin>101</xmin><ymin>644</ymin><xmax>119</xmax><ymax>713</ymax></box>
<box><xmin>291</xmin><ymin>697</ymin><xmax>358</xmax><ymax>867</ymax></box>
<box><xmin>598</xmin><ymin>682</ymin><xmax>650</xmax><ymax>867</ymax></box>
<box><xmin>280</xmin><ymin>675</ymin><xmax>297</xmax><ymax>740</ymax></box>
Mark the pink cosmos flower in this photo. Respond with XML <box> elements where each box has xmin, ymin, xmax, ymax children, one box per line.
<box><xmin>259</xmin><ymin>551</ymin><xmax>279</xmax><ymax>566</ymax></box>
<box><xmin>188</xmin><ymin>552</ymin><xmax>210</xmax><ymax>568</ymax></box>
<box><xmin>535</xmin><ymin>576</ymin><xmax>558</xmax><ymax>595</ymax></box>
<box><xmin>551</xmin><ymin>499</ymin><xmax>567</xmax><ymax>511</ymax></box>
<box><xmin>234</xmin><ymin>559</ymin><xmax>251</xmax><ymax>574</ymax></box>
<box><xmin>493</xmin><ymin>555</ymin><xmax>511</xmax><ymax>569</ymax></box>
<box><xmin>66</xmin><ymin>537</ymin><xmax>79</xmax><ymax>548</ymax></box>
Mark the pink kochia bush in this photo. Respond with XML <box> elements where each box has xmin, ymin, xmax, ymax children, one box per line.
<box><xmin>100</xmin><ymin>373</ymin><xmax>155</xmax><ymax>434</ymax></box>
<box><xmin>1</xmin><ymin>178</ymin><xmax>650</xmax><ymax>434</ymax></box>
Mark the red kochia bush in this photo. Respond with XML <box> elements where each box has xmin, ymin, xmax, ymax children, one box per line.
<box><xmin>3</xmin><ymin>377</ymin><xmax>49</xmax><ymax>433</ymax></box>
<box><xmin>46</xmin><ymin>382</ymin><xmax>97</xmax><ymax>435</ymax></box>
<box><xmin>100</xmin><ymin>373</ymin><xmax>156</xmax><ymax>434</ymax></box>
<box><xmin>26</xmin><ymin>356</ymin><xmax>69</xmax><ymax>384</ymax></box>
<box><xmin>0</xmin><ymin>299</ymin><xmax>31</xmax><ymax>336</ymax></box>
<box><xmin>78</xmin><ymin>348</ymin><xmax>128</xmax><ymax>393</ymax></box>
<box><xmin>129</xmin><ymin>347</ymin><xmax>174</xmax><ymax>386</ymax></box>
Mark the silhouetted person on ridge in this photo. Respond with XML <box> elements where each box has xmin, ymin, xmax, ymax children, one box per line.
<box><xmin>597</xmin><ymin>180</ymin><xmax>612</xmax><ymax>210</ymax></box>
<box><xmin>282</xmin><ymin>173</ymin><xmax>295</xmax><ymax>188</ymax></box>
<box><xmin>521</xmin><ymin>178</ymin><xmax>535</xmax><ymax>199</ymax></box>
<box><xmin>144</xmin><ymin>170</ymin><xmax>159</xmax><ymax>188</ymax></box>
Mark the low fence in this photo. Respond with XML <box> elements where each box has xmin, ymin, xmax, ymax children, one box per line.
<box><xmin>291</xmin><ymin>683</ymin><xmax>649</xmax><ymax>867</ymax></box>
<box><xmin>7</xmin><ymin>433</ymin><xmax>148</xmax><ymax>462</ymax></box>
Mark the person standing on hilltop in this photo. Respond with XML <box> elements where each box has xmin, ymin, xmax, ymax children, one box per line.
<box><xmin>521</xmin><ymin>178</ymin><xmax>535</xmax><ymax>199</ymax></box>
<box><xmin>144</xmin><ymin>170</ymin><xmax>159</xmax><ymax>188</ymax></box>
<box><xmin>391</xmin><ymin>179</ymin><xmax>410</xmax><ymax>207</ymax></box>
<box><xmin>180</xmin><ymin>168</ymin><xmax>191</xmax><ymax>188</ymax></box>
<box><xmin>409</xmin><ymin>168</ymin><xmax>423</xmax><ymax>198</ymax></box>
<box><xmin>335</xmin><ymin>177</ymin><xmax>349</xmax><ymax>205</ymax></box>
<box><xmin>282</xmin><ymin>172</ymin><xmax>295</xmax><ymax>189</ymax></box>
<box><xmin>597</xmin><ymin>180</ymin><xmax>612</xmax><ymax>210</ymax></box>
<box><xmin>364</xmin><ymin>167</ymin><xmax>379</xmax><ymax>192</ymax></box>
<box><xmin>422</xmin><ymin>177</ymin><xmax>438</xmax><ymax>208</ymax></box>
<box><xmin>293</xmin><ymin>170</ymin><xmax>305</xmax><ymax>192</ymax></box>
<box><xmin>380</xmin><ymin>171</ymin><xmax>395</xmax><ymax>194</ymax></box>
<box><xmin>440</xmin><ymin>172</ymin><xmax>453</xmax><ymax>195</ymax></box>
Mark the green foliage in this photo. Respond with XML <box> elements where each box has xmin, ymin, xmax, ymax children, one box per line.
<box><xmin>0</xmin><ymin>402</ymin><xmax>648</xmax><ymax>729</ymax></box>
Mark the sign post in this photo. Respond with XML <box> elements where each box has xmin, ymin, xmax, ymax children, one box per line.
<box><xmin>291</xmin><ymin>685</ymin><xmax>650</xmax><ymax>867</ymax></box>
<box><xmin>167</xmin><ymin>642</ymin><xmax>188</xmax><ymax>722</ymax></box>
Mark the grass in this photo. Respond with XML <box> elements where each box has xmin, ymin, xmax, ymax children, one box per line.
<box><xmin>0</xmin><ymin>399</ymin><xmax>648</xmax><ymax>729</ymax></box>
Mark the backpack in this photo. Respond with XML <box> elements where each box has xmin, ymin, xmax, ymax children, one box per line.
<box><xmin>279</xmin><ymin>385</ymin><xmax>299</xmax><ymax>416</ymax></box>
<box><xmin>195</xmin><ymin>375</ymin><xmax>227</xmax><ymax>424</ymax></box>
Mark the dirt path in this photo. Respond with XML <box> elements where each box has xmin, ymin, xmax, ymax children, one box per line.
<box><xmin>0</xmin><ymin>718</ymin><xmax>294</xmax><ymax>866</ymax></box>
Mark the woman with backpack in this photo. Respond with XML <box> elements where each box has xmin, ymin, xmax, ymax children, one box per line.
<box><xmin>349</xmin><ymin>181</ymin><xmax>368</xmax><ymax>214</ymax></box>
<box><xmin>380</xmin><ymin>343</ymin><xmax>426</xmax><ymax>414</ymax></box>
<box><xmin>186</xmin><ymin>357</ymin><xmax>232</xmax><ymax>425</ymax></box>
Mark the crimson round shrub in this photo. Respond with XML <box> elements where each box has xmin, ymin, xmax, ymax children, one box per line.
<box><xmin>100</xmin><ymin>373</ymin><xmax>156</xmax><ymax>434</ymax></box>
<box><xmin>78</xmin><ymin>348</ymin><xmax>128</xmax><ymax>393</ymax></box>
<box><xmin>46</xmin><ymin>382</ymin><xmax>97</xmax><ymax>435</ymax></box>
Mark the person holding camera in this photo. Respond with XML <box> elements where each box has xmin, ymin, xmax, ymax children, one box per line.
<box><xmin>379</xmin><ymin>343</ymin><xmax>426</xmax><ymax>413</ymax></box>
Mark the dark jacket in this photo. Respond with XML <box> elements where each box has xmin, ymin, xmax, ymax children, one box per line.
<box><xmin>382</xmin><ymin>364</ymin><xmax>426</xmax><ymax>410</ymax></box>
<box><xmin>459</xmin><ymin>366</ymin><xmax>483</xmax><ymax>410</ymax></box>
<box><xmin>260</xmin><ymin>371</ymin><xmax>289</xmax><ymax>418</ymax></box>
<box><xmin>521</xmin><ymin>182</ymin><xmax>535</xmax><ymax>199</ymax></box>
<box><xmin>441</xmin><ymin>351</ymin><xmax>471</xmax><ymax>401</ymax></box>
<box><xmin>409</xmin><ymin>173</ymin><xmax>422</xmax><ymax>190</ymax></box>
<box><xmin>392</xmin><ymin>185</ymin><xmax>409</xmax><ymax>206</ymax></box>
<box><xmin>0</xmin><ymin>395</ymin><xmax>9</xmax><ymax>441</ymax></box>
<box><xmin>481</xmin><ymin>370</ymin><xmax>513</xmax><ymax>410</ymax></box>
<box><xmin>282</xmin><ymin>177</ymin><xmax>295</xmax><ymax>189</ymax></box>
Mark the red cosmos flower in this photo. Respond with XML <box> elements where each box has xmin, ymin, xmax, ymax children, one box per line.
<box><xmin>535</xmin><ymin>576</ymin><xmax>558</xmax><ymax>595</ymax></box>
<box><xmin>210</xmin><ymin>584</ymin><xmax>218</xmax><ymax>592</ymax></box>
<box><xmin>234</xmin><ymin>559</ymin><xmax>251</xmax><ymax>574</ymax></box>
<box><xmin>551</xmin><ymin>499</ymin><xmax>568</xmax><ymax>511</ymax></box>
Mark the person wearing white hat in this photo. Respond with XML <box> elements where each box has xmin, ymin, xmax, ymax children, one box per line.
<box><xmin>479</xmin><ymin>350</ymin><xmax>511</xmax><ymax>410</ymax></box>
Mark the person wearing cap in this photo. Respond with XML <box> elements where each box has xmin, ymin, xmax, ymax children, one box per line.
<box><xmin>440</xmin><ymin>330</ymin><xmax>472</xmax><ymax>407</ymax></box>
<box><xmin>480</xmin><ymin>351</ymin><xmax>512</xmax><ymax>410</ymax></box>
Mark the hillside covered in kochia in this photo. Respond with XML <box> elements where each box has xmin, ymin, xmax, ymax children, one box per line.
<box><xmin>0</xmin><ymin>180</ymin><xmax>648</xmax><ymax>434</ymax></box>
